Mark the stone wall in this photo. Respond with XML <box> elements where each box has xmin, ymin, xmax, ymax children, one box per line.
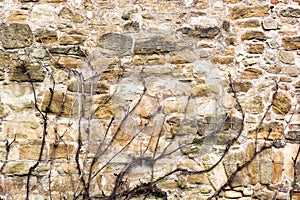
<box><xmin>0</xmin><ymin>0</ymin><xmax>299</xmax><ymax>199</ymax></box>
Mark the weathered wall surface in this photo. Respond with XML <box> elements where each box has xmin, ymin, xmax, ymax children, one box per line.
<box><xmin>0</xmin><ymin>0</ymin><xmax>299</xmax><ymax>199</ymax></box>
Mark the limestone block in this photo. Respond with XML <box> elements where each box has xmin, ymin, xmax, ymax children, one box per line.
<box><xmin>0</xmin><ymin>23</ymin><xmax>33</xmax><ymax>49</ymax></box>
<box><xmin>201</xmin><ymin>154</ymin><xmax>228</xmax><ymax>190</ymax></box>
<box><xmin>49</xmin><ymin>143</ymin><xmax>75</xmax><ymax>159</ymax></box>
<box><xmin>230</xmin><ymin>6</ymin><xmax>269</xmax><ymax>19</ymax></box>
<box><xmin>225</xmin><ymin>34</ymin><xmax>238</xmax><ymax>46</ymax></box>
<box><xmin>3</xmin><ymin>162</ymin><xmax>30</xmax><ymax>176</ymax></box>
<box><xmin>169</xmin><ymin>50</ymin><xmax>196</xmax><ymax>64</ymax></box>
<box><xmin>34</xmin><ymin>29</ymin><xmax>58</xmax><ymax>45</ymax></box>
<box><xmin>241</xmin><ymin>30</ymin><xmax>266</xmax><ymax>41</ymax></box>
<box><xmin>6</xmin><ymin>9</ymin><xmax>28</xmax><ymax>23</ymax></box>
<box><xmin>262</xmin><ymin>18</ymin><xmax>278</xmax><ymax>30</ymax></box>
<box><xmin>247</xmin><ymin>43</ymin><xmax>264</xmax><ymax>54</ymax></box>
<box><xmin>282</xmin><ymin>36</ymin><xmax>300</xmax><ymax>51</ymax></box>
<box><xmin>246</xmin><ymin>142</ymin><xmax>259</xmax><ymax>184</ymax></box>
<box><xmin>97</xmin><ymin>33</ymin><xmax>133</xmax><ymax>56</ymax></box>
<box><xmin>248</xmin><ymin>122</ymin><xmax>284</xmax><ymax>140</ymax></box>
<box><xmin>272</xmin><ymin>92</ymin><xmax>291</xmax><ymax>115</ymax></box>
<box><xmin>259</xmin><ymin>148</ymin><xmax>273</xmax><ymax>185</ymax></box>
<box><xmin>133</xmin><ymin>54</ymin><xmax>165</xmax><ymax>66</ymax></box>
<box><xmin>224</xmin><ymin>191</ymin><xmax>243</xmax><ymax>198</ymax></box>
<box><xmin>30</xmin><ymin>4</ymin><xmax>55</xmax><ymax>25</ymax></box>
<box><xmin>59</xmin><ymin>7</ymin><xmax>84</xmax><ymax>23</ymax></box>
<box><xmin>52</xmin><ymin>56</ymin><xmax>83</xmax><ymax>69</ymax></box>
<box><xmin>236</xmin><ymin>20</ymin><xmax>260</xmax><ymax>27</ymax></box>
<box><xmin>240</xmin><ymin>68</ymin><xmax>262</xmax><ymax>79</ymax></box>
<box><xmin>178</xmin><ymin>26</ymin><xmax>221</xmax><ymax>39</ymax></box>
<box><xmin>41</xmin><ymin>91</ymin><xmax>76</xmax><ymax>117</ymax></box>
<box><xmin>134</xmin><ymin>36</ymin><xmax>176</xmax><ymax>55</ymax></box>
<box><xmin>223</xmin><ymin>151</ymin><xmax>246</xmax><ymax>187</ymax></box>
<box><xmin>49</xmin><ymin>46</ymin><xmax>87</xmax><ymax>57</ymax></box>
<box><xmin>285</xmin><ymin>65</ymin><xmax>300</xmax><ymax>77</ymax></box>
<box><xmin>9</xmin><ymin>63</ymin><xmax>45</xmax><ymax>82</ymax></box>
<box><xmin>211</xmin><ymin>56</ymin><xmax>234</xmax><ymax>64</ymax></box>
<box><xmin>278</xmin><ymin>50</ymin><xmax>295</xmax><ymax>64</ymax></box>
<box><xmin>280</xmin><ymin>7</ymin><xmax>300</xmax><ymax>18</ymax></box>
<box><xmin>59</xmin><ymin>35</ymin><xmax>86</xmax><ymax>45</ymax></box>
<box><xmin>155</xmin><ymin>2</ymin><xmax>182</xmax><ymax>13</ymax></box>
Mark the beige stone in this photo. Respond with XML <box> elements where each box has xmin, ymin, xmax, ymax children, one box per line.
<box><xmin>272</xmin><ymin>92</ymin><xmax>291</xmax><ymax>115</ymax></box>
<box><xmin>236</xmin><ymin>20</ymin><xmax>260</xmax><ymax>27</ymax></box>
<box><xmin>59</xmin><ymin>35</ymin><xmax>86</xmax><ymax>45</ymax></box>
<box><xmin>3</xmin><ymin>162</ymin><xmax>30</xmax><ymax>176</ymax></box>
<box><xmin>230</xmin><ymin>6</ymin><xmax>269</xmax><ymax>19</ymax></box>
<box><xmin>241</xmin><ymin>30</ymin><xmax>266</xmax><ymax>41</ymax></box>
<box><xmin>49</xmin><ymin>143</ymin><xmax>75</xmax><ymax>159</ymax></box>
<box><xmin>53</xmin><ymin>56</ymin><xmax>83</xmax><ymax>69</ymax></box>
<box><xmin>278</xmin><ymin>50</ymin><xmax>294</xmax><ymax>64</ymax></box>
<box><xmin>282</xmin><ymin>36</ymin><xmax>300</xmax><ymax>51</ymax></box>
<box><xmin>6</xmin><ymin>10</ymin><xmax>28</xmax><ymax>23</ymax></box>
<box><xmin>224</xmin><ymin>191</ymin><xmax>243</xmax><ymax>198</ymax></box>
<box><xmin>248</xmin><ymin>43</ymin><xmax>264</xmax><ymax>54</ymax></box>
<box><xmin>241</xmin><ymin>68</ymin><xmax>262</xmax><ymax>79</ymax></box>
<box><xmin>248</xmin><ymin>122</ymin><xmax>284</xmax><ymax>140</ymax></box>
<box><xmin>133</xmin><ymin>54</ymin><xmax>165</xmax><ymax>66</ymax></box>
<box><xmin>211</xmin><ymin>56</ymin><xmax>234</xmax><ymax>64</ymax></box>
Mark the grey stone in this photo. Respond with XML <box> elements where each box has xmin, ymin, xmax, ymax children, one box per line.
<box><xmin>278</xmin><ymin>50</ymin><xmax>294</xmax><ymax>64</ymax></box>
<box><xmin>97</xmin><ymin>33</ymin><xmax>133</xmax><ymax>56</ymax></box>
<box><xmin>178</xmin><ymin>26</ymin><xmax>221</xmax><ymax>39</ymax></box>
<box><xmin>262</xmin><ymin>18</ymin><xmax>278</xmax><ymax>30</ymax></box>
<box><xmin>134</xmin><ymin>35</ymin><xmax>176</xmax><ymax>54</ymax></box>
<box><xmin>280</xmin><ymin>7</ymin><xmax>300</xmax><ymax>18</ymax></box>
<box><xmin>1</xmin><ymin>23</ymin><xmax>33</xmax><ymax>49</ymax></box>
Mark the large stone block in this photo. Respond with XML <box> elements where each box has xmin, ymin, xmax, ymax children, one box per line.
<box><xmin>248</xmin><ymin>122</ymin><xmax>284</xmax><ymax>140</ymax></box>
<box><xmin>134</xmin><ymin>36</ymin><xmax>176</xmax><ymax>54</ymax></box>
<box><xmin>34</xmin><ymin>29</ymin><xmax>58</xmax><ymax>44</ymax></box>
<box><xmin>97</xmin><ymin>33</ymin><xmax>133</xmax><ymax>56</ymax></box>
<box><xmin>0</xmin><ymin>23</ymin><xmax>33</xmax><ymax>49</ymax></box>
<box><xmin>241</xmin><ymin>30</ymin><xmax>266</xmax><ymax>41</ymax></box>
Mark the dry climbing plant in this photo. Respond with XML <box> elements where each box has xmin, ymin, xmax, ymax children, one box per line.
<box><xmin>0</xmin><ymin>47</ymin><xmax>299</xmax><ymax>200</ymax></box>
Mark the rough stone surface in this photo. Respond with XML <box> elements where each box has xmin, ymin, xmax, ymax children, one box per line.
<box><xmin>134</xmin><ymin>36</ymin><xmax>176</xmax><ymax>54</ymax></box>
<box><xmin>273</xmin><ymin>93</ymin><xmax>291</xmax><ymax>115</ymax></box>
<box><xmin>0</xmin><ymin>23</ymin><xmax>33</xmax><ymax>49</ymax></box>
<box><xmin>241</xmin><ymin>30</ymin><xmax>266</xmax><ymax>41</ymax></box>
<box><xmin>0</xmin><ymin>0</ymin><xmax>299</xmax><ymax>199</ymax></box>
<box><xmin>230</xmin><ymin>6</ymin><xmax>269</xmax><ymax>19</ymax></box>
<box><xmin>97</xmin><ymin>33</ymin><xmax>133</xmax><ymax>56</ymax></box>
<box><xmin>280</xmin><ymin>7</ymin><xmax>300</xmax><ymax>18</ymax></box>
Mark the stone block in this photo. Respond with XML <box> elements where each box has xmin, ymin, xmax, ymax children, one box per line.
<box><xmin>19</xmin><ymin>145</ymin><xmax>43</xmax><ymax>160</ymax></box>
<box><xmin>134</xmin><ymin>36</ymin><xmax>176</xmax><ymax>55</ymax></box>
<box><xmin>280</xmin><ymin>7</ymin><xmax>300</xmax><ymax>18</ymax></box>
<box><xmin>34</xmin><ymin>29</ymin><xmax>58</xmax><ymax>44</ymax></box>
<box><xmin>178</xmin><ymin>26</ymin><xmax>221</xmax><ymax>39</ymax></box>
<box><xmin>230</xmin><ymin>6</ymin><xmax>269</xmax><ymax>19</ymax></box>
<box><xmin>278</xmin><ymin>50</ymin><xmax>294</xmax><ymax>64</ymax></box>
<box><xmin>168</xmin><ymin>50</ymin><xmax>196</xmax><ymax>64</ymax></box>
<box><xmin>246</xmin><ymin>142</ymin><xmax>259</xmax><ymax>184</ymax></box>
<box><xmin>262</xmin><ymin>18</ymin><xmax>278</xmax><ymax>30</ymax></box>
<box><xmin>59</xmin><ymin>35</ymin><xmax>86</xmax><ymax>45</ymax></box>
<box><xmin>133</xmin><ymin>54</ymin><xmax>165</xmax><ymax>66</ymax></box>
<box><xmin>53</xmin><ymin>56</ymin><xmax>83</xmax><ymax>69</ymax></box>
<box><xmin>236</xmin><ymin>20</ymin><xmax>260</xmax><ymax>27</ymax></box>
<box><xmin>247</xmin><ymin>43</ymin><xmax>264</xmax><ymax>54</ymax></box>
<box><xmin>241</xmin><ymin>30</ymin><xmax>266</xmax><ymax>41</ymax></box>
<box><xmin>3</xmin><ymin>162</ymin><xmax>30</xmax><ymax>176</ymax></box>
<box><xmin>6</xmin><ymin>9</ymin><xmax>28</xmax><ymax>23</ymax></box>
<box><xmin>248</xmin><ymin>122</ymin><xmax>284</xmax><ymax>140</ymax></box>
<box><xmin>272</xmin><ymin>92</ymin><xmax>291</xmax><ymax>115</ymax></box>
<box><xmin>49</xmin><ymin>143</ymin><xmax>75</xmax><ymax>159</ymax></box>
<box><xmin>240</xmin><ymin>68</ymin><xmax>262</xmax><ymax>79</ymax></box>
<box><xmin>0</xmin><ymin>23</ymin><xmax>33</xmax><ymax>49</ymax></box>
<box><xmin>211</xmin><ymin>56</ymin><xmax>234</xmax><ymax>64</ymax></box>
<box><xmin>30</xmin><ymin>4</ymin><xmax>55</xmax><ymax>25</ymax></box>
<box><xmin>282</xmin><ymin>36</ymin><xmax>300</xmax><ymax>51</ymax></box>
<box><xmin>9</xmin><ymin>63</ymin><xmax>45</xmax><ymax>82</ymax></box>
<box><xmin>59</xmin><ymin>7</ymin><xmax>84</xmax><ymax>23</ymax></box>
<box><xmin>41</xmin><ymin>91</ymin><xmax>75</xmax><ymax>117</ymax></box>
<box><xmin>97</xmin><ymin>33</ymin><xmax>133</xmax><ymax>56</ymax></box>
